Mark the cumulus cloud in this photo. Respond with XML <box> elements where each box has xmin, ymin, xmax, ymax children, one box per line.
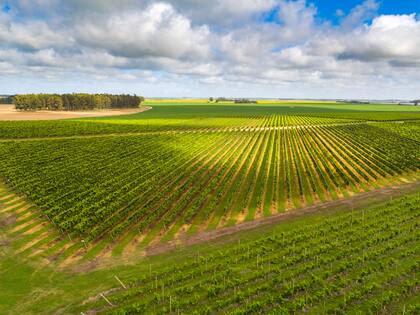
<box><xmin>0</xmin><ymin>0</ymin><xmax>419</xmax><ymax>98</ymax></box>
<box><xmin>0</xmin><ymin>18</ymin><xmax>70</xmax><ymax>50</ymax></box>
<box><xmin>340</xmin><ymin>0</ymin><xmax>379</xmax><ymax>29</ymax></box>
<box><xmin>75</xmin><ymin>2</ymin><xmax>211</xmax><ymax>60</ymax></box>
<box><xmin>337</xmin><ymin>14</ymin><xmax>420</xmax><ymax>63</ymax></box>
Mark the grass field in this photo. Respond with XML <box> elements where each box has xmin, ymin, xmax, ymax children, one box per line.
<box><xmin>0</xmin><ymin>100</ymin><xmax>419</xmax><ymax>314</ymax></box>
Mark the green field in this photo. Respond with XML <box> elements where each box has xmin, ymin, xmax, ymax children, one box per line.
<box><xmin>1</xmin><ymin>189</ymin><xmax>419</xmax><ymax>314</ymax></box>
<box><xmin>0</xmin><ymin>101</ymin><xmax>419</xmax><ymax>314</ymax></box>
<box><xmin>78</xmin><ymin>193</ymin><xmax>420</xmax><ymax>315</ymax></box>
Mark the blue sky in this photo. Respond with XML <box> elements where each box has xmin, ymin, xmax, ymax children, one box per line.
<box><xmin>0</xmin><ymin>0</ymin><xmax>419</xmax><ymax>99</ymax></box>
<box><xmin>316</xmin><ymin>0</ymin><xmax>420</xmax><ymax>21</ymax></box>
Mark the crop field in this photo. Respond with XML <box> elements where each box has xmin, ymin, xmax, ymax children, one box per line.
<box><xmin>0</xmin><ymin>107</ymin><xmax>419</xmax><ymax>260</ymax></box>
<box><xmin>0</xmin><ymin>101</ymin><xmax>419</xmax><ymax>314</ymax></box>
<box><xmin>374</xmin><ymin>121</ymin><xmax>420</xmax><ymax>142</ymax></box>
<box><xmin>77</xmin><ymin>193</ymin><xmax>420</xmax><ymax>314</ymax></box>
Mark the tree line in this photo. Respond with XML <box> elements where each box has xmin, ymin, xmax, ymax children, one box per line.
<box><xmin>209</xmin><ymin>97</ymin><xmax>257</xmax><ymax>103</ymax></box>
<box><xmin>13</xmin><ymin>94</ymin><xmax>145</xmax><ymax>111</ymax></box>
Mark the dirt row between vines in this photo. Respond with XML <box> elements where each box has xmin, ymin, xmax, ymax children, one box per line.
<box><xmin>144</xmin><ymin>179</ymin><xmax>420</xmax><ymax>257</ymax></box>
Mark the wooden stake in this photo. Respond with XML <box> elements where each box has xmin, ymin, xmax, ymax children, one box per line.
<box><xmin>100</xmin><ymin>293</ymin><xmax>113</xmax><ymax>306</ymax></box>
<box><xmin>114</xmin><ymin>275</ymin><xmax>127</xmax><ymax>289</ymax></box>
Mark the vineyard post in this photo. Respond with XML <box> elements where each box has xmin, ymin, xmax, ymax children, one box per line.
<box><xmin>100</xmin><ymin>293</ymin><xmax>113</xmax><ymax>306</ymax></box>
<box><xmin>170</xmin><ymin>295</ymin><xmax>172</xmax><ymax>313</ymax></box>
<box><xmin>114</xmin><ymin>275</ymin><xmax>127</xmax><ymax>289</ymax></box>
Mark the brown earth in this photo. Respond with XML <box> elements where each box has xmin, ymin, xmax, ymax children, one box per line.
<box><xmin>144</xmin><ymin>179</ymin><xmax>420</xmax><ymax>257</ymax></box>
<box><xmin>0</xmin><ymin>104</ymin><xmax>151</xmax><ymax>121</ymax></box>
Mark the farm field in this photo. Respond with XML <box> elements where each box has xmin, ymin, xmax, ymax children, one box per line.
<box><xmin>3</xmin><ymin>1</ymin><xmax>420</xmax><ymax>313</ymax></box>
<box><xmin>77</xmin><ymin>193</ymin><xmax>420</xmax><ymax>315</ymax></box>
<box><xmin>1</xmin><ymin>188</ymin><xmax>419</xmax><ymax>314</ymax></box>
<box><xmin>0</xmin><ymin>101</ymin><xmax>419</xmax><ymax>314</ymax></box>
<box><xmin>0</xmin><ymin>104</ymin><xmax>150</xmax><ymax>121</ymax></box>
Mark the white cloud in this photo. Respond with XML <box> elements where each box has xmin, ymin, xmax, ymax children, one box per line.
<box><xmin>0</xmin><ymin>0</ymin><xmax>419</xmax><ymax>98</ymax></box>
<box><xmin>75</xmin><ymin>2</ymin><xmax>211</xmax><ymax>60</ymax></box>
<box><xmin>340</xmin><ymin>0</ymin><xmax>379</xmax><ymax>29</ymax></box>
<box><xmin>301</xmin><ymin>13</ymin><xmax>420</xmax><ymax>68</ymax></box>
<box><xmin>0</xmin><ymin>19</ymin><xmax>70</xmax><ymax>50</ymax></box>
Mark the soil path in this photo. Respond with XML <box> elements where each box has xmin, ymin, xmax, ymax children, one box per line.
<box><xmin>0</xmin><ymin>104</ymin><xmax>151</xmax><ymax>121</ymax></box>
<box><xmin>144</xmin><ymin>180</ymin><xmax>420</xmax><ymax>257</ymax></box>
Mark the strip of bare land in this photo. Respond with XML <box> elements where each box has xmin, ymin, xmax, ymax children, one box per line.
<box><xmin>144</xmin><ymin>180</ymin><xmax>420</xmax><ymax>257</ymax></box>
<box><xmin>0</xmin><ymin>104</ymin><xmax>151</xmax><ymax>120</ymax></box>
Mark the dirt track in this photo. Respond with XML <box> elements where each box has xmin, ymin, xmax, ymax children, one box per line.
<box><xmin>0</xmin><ymin>105</ymin><xmax>151</xmax><ymax>120</ymax></box>
<box><xmin>144</xmin><ymin>179</ymin><xmax>420</xmax><ymax>257</ymax></box>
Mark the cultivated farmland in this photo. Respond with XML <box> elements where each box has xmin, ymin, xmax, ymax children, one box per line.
<box><xmin>77</xmin><ymin>193</ymin><xmax>420</xmax><ymax>315</ymax></box>
<box><xmin>0</xmin><ymin>101</ymin><xmax>419</xmax><ymax>314</ymax></box>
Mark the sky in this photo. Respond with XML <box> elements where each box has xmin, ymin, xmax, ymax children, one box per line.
<box><xmin>0</xmin><ymin>0</ymin><xmax>419</xmax><ymax>99</ymax></box>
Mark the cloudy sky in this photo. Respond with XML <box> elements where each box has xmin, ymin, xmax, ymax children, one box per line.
<box><xmin>0</xmin><ymin>0</ymin><xmax>419</xmax><ymax>99</ymax></box>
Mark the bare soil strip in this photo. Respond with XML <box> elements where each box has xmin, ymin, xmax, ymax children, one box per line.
<box><xmin>0</xmin><ymin>105</ymin><xmax>151</xmax><ymax>121</ymax></box>
<box><xmin>144</xmin><ymin>180</ymin><xmax>420</xmax><ymax>257</ymax></box>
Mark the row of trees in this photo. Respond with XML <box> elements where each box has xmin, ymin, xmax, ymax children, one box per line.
<box><xmin>14</xmin><ymin>94</ymin><xmax>144</xmax><ymax>111</ymax></box>
<box><xmin>209</xmin><ymin>97</ymin><xmax>257</xmax><ymax>103</ymax></box>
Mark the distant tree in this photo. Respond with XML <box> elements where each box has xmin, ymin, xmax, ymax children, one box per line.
<box><xmin>46</xmin><ymin>95</ymin><xmax>63</xmax><ymax>110</ymax></box>
<box><xmin>234</xmin><ymin>98</ymin><xmax>257</xmax><ymax>104</ymax></box>
<box><xmin>209</xmin><ymin>97</ymin><xmax>214</xmax><ymax>102</ymax></box>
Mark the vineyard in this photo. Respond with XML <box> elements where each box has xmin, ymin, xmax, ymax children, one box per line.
<box><xmin>77</xmin><ymin>193</ymin><xmax>420</xmax><ymax>314</ymax></box>
<box><xmin>374</xmin><ymin>121</ymin><xmax>420</xmax><ymax>142</ymax></box>
<box><xmin>0</xmin><ymin>115</ymin><xmax>418</xmax><ymax>257</ymax></box>
<box><xmin>0</xmin><ymin>102</ymin><xmax>419</xmax><ymax>314</ymax></box>
<box><xmin>0</xmin><ymin>114</ymin><xmax>355</xmax><ymax>139</ymax></box>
